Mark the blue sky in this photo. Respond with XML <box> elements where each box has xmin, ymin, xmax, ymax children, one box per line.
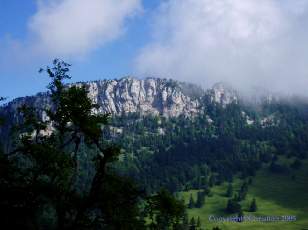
<box><xmin>1</xmin><ymin>0</ymin><xmax>308</xmax><ymax>101</ymax></box>
<box><xmin>0</xmin><ymin>0</ymin><xmax>160</xmax><ymax>100</ymax></box>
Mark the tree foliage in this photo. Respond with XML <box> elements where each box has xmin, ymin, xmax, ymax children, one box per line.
<box><xmin>249</xmin><ymin>198</ymin><xmax>257</xmax><ymax>212</ymax></box>
<box><xmin>145</xmin><ymin>189</ymin><xmax>187</xmax><ymax>230</ymax></box>
<box><xmin>225</xmin><ymin>199</ymin><xmax>241</xmax><ymax>214</ymax></box>
<box><xmin>188</xmin><ymin>194</ymin><xmax>195</xmax><ymax>209</ymax></box>
<box><xmin>226</xmin><ymin>183</ymin><xmax>233</xmax><ymax>197</ymax></box>
<box><xmin>195</xmin><ymin>191</ymin><xmax>205</xmax><ymax>208</ymax></box>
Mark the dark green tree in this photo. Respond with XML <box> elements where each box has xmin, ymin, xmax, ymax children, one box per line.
<box><xmin>237</xmin><ymin>209</ymin><xmax>244</xmax><ymax>222</ymax></box>
<box><xmin>0</xmin><ymin>97</ymin><xmax>5</xmax><ymax>126</ymax></box>
<box><xmin>225</xmin><ymin>199</ymin><xmax>241</xmax><ymax>214</ymax></box>
<box><xmin>195</xmin><ymin>191</ymin><xmax>205</xmax><ymax>208</ymax></box>
<box><xmin>238</xmin><ymin>182</ymin><xmax>248</xmax><ymax>201</ymax></box>
<box><xmin>145</xmin><ymin>188</ymin><xmax>187</xmax><ymax>229</ymax></box>
<box><xmin>203</xmin><ymin>186</ymin><xmax>211</xmax><ymax>196</ymax></box>
<box><xmin>196</xmin><ymin>216</ymin><xmax>201</xmax><ymax>228</ymax></box>
<box><xmin>249</xmin><ymin>198</ymin><xmax>257</xmax><ymax>212</ymax></box>
<box><xmin>209</xmin><ymin>175</ymin><xmax>215</xmax><ymax>187</ymax></box>
<box><xmin>0</xmin><ymin>60</ymin><xmax>144</xmax><ymax>229</ymax></box>
<box><xmin>182</xmin><ymin>211</ymin><xmax>190</xmax><ymax>230</ymax></box>
<box><xmin>188</xmin><ymin>194</ymin><xmax>195</xmax><ymax>209</ymax></box>
<box><xmin>226</xmin><ymin>183</ymin><xmax>233</xmax><ymax>197</ymax></box>
<box><xmin>212</xmin><ymin>227</ymin><xmax>221</xmax><ymax>230</ymax></box>
<box><xmin>189</xmin><ymin>217</ymin><xmax>196</xmax><ymax>230</ymax></box>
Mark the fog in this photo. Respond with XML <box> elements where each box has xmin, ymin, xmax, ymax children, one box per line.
<box><xmin>135</xmin><ymin>0</ymin><xmax>308</xmax><ymax>96</ymax></box>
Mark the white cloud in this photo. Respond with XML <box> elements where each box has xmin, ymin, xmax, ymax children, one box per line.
<box><xmin>29</xmin><ymin>0</ymin><xmax>142</xmax><ymax>57</ymax></box>
<box><xmin>135</xmin><ymin>0</ymin><xmax>308</xmax><ymax>95</ymax></box>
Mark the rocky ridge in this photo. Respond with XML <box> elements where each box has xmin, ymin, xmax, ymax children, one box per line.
<box><xmin>0</xmin><ymin>77</ymin><xmax>238</xmax><ymax>120</ymax></box>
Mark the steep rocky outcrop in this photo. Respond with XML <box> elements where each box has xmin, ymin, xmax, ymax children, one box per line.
<box><xmin>73</xmin><ymin>77</ymin><xmax>204</xmax><ymax>117</ymax></box>
<box><xmin>2</xmin><ymin>77</ymin><xmax>234</xmax><ymax>119</ymax></box>
<box><xmin>207</xmin><ymin>82</ymin><xmax>239</xmax><ymax>107</ymax></box>
<box><xmin>0</xmin><ymin>77</ymin><xmax>239</xmax><ymax>141</ymax></box>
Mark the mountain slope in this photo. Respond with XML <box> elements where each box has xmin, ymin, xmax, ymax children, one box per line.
<box><xmin>1</xmin><ymin>77</ymin><xmax>308</xmax><ymax>195</ymax></box>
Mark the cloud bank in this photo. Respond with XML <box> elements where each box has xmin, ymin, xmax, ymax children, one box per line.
<box><xmin>29</xmin><ymin>0</ymin><xmax>141</xmax><ymax>57</ymax></box>
<box><xmin>135</xmin><ymin>0</ymin><xmax>308</xmax><ymax>95</ymax></box>
<box><xmin>2</xmin><ymin>0</ymin><xmax>141</xmax><ymax>60</ymax></box>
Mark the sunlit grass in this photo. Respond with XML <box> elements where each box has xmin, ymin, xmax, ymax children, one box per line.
<box><xmin>180</xmin><ymin>160</ymin><xmax>308</xmax><ymax>230</ymax></box>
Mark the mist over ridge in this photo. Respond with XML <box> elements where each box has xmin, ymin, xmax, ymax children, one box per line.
<box><xmin>134</xmin><ymin>0</ymin><xmax>308</xmax><ymax>96</ymax></box>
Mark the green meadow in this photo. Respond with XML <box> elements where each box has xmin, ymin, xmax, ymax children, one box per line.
<box><xmin>180</xmin><ymin>160</ymin><xmax>308</xmax><ymax>230</ymax></box>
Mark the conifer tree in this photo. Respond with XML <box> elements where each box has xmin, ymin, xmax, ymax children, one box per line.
<box><xmin>225</xmin><ymin>198</ymin><xmax>241</xmax><ymax>213</ymax></box>
<box><xmin>195</xmin><ymin>191</ymin><xmax>205</xmax><ymax>208</ymax></box>
<box><xmin>196</xmin><ymin>216</ymin><xmax>201</xmax><ymax>228</ymax></box>
<box><xmin>188</xmin><ymin>194</ymin><xmax>195</xmax><ymax>208</ymax></box>
<box><xmin>249</xmin><ymin>198</ymin><xmax>257</xmax><ymax>212</ymax></box>
<box><xmin>237</xmin><ymin>209</ymin><xmax>244</xmax><ymax>222</ymax></box>
<box><xmin>190</xmin><ymin>217</ymin><xmax>196</xmax><ymax>230</ymax></box>
<box><xmin>212</xmin><ymin>227</ymin><xmax>221</xmax><ymax>230</ymax></box>
<box><xmin>226</xmin><ymin>183</ymin><xmax>233</xmax><ymax>197</ymax></box>
<box><xmin>146</xmin><ymin>189</ymin><xmax>187</xmax><ymax>229</ymax></box>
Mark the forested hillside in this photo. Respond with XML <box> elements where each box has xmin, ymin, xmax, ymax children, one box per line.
<box><xmin>107</xmin><ymin>98</ymin><xmax>308</xmax><ymax>195</ymax></box>
<box><xmin>1</xmin><ymin>64</ymin><xmax>308</xmax><ymax>229</ymax></box>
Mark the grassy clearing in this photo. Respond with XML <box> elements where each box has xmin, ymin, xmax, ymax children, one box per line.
<box><xmin>180</xmin><ymin>160</ymin><xmax>308</xmax><ymax>230</ymax></box>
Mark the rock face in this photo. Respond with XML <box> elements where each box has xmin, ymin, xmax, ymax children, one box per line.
<box><xmin>74</xmin><ymin>77</ymin><xmax>204</xmax><ymax>117</ymax></box>
<box><xmin>1</xmin><ymin>77</ymin><xmax>212</xmax><ymax>119</ymax></box>
<box><xmin>0</xmin><ymin>92</ymin><xmax>52</xmax><ymax>125</ymax></box>
<box><xmin>207</xmin><ymin>82</ymin><xmax>238</xmax><ymax>107</ymax></box>
<box><xmin>0</xmin><ymin>77</ymin><xmax>239</xmax><ymax>138</ymax></box>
